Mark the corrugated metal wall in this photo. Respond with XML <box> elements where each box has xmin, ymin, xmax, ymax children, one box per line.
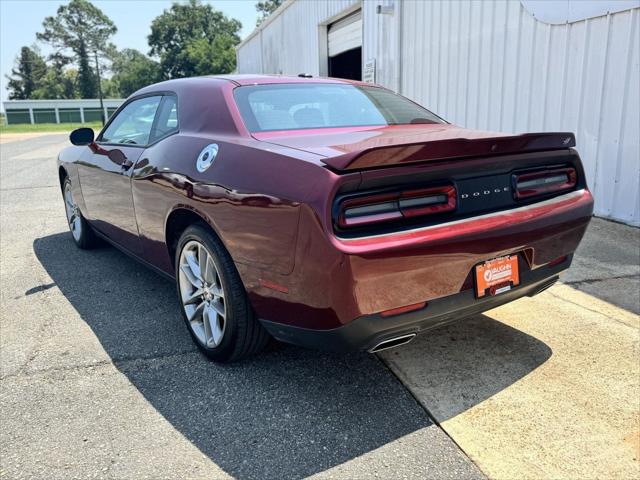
<box><xmin>400</xmin><ymin>1</ymin><xmax>639</xmax><ymax>226</ymax></box>
<box><xmin>362</xmin><ymin>0</ymin><xmax>401</xmax><ymax>90</ymax></box>
<box><xmin>237</xmin><ymin>30</ymin><xmax>263</xmax><ymax>73</ymax></box>
<box><xmin>236</xmin><ymin>0</ymin><xmax>640</xmax><ymax>226</ymax></box>
<box><xmin>237</xmin><ymin>0</ymin><xmax>360</xmax><ymax>76</ymax></box>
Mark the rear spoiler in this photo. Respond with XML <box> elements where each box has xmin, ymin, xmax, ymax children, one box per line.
<box><xmin>323</xmin><ymin>132</ymin><xmax>576</xmax><ymax>171</ymax></box>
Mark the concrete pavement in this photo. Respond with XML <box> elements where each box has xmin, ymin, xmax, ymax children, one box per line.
<box><xmin>381</xmin><ymin>218</ymin><xmax>640</xmax><ymax>479</ymax></box>
<box><xmin>563</xmin><ymin>216</ymin><xmax>640</xmax><ymax>314</ymax></box>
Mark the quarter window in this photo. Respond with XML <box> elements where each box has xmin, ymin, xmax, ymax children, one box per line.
<box><xmin>150</xmin><ymin>95</ymin><xmax>179</xmax><ymax>143</ymax></box>
<box><xmin>100</xmin><ymin>96</ymin><xmax>162</xmax><ymax>145</ymax></box>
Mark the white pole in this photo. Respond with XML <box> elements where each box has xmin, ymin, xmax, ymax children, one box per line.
<box><xmin>55</xmin><ymin>107</ymin><xmax>60</xmax><ymax>124</ymax></box>
<box><xmin>29</xmin><ymin>107</ymin><xmax>34</xmax><ymax>124</ymax></box>
<box><xmin>80</xmin><ymin>107</ymin><xmax>85</xmax><ymax>123</ymax></box>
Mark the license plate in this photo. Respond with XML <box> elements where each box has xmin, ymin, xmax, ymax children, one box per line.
<box><xmin>475</xmin><ymin>255</ymin><xmax>520</xmax><ymax>298</ymax></box>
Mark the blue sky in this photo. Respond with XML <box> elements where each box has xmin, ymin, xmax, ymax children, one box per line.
<box><xmin>0</xmin><ymin>0</ymin><xmax>260</xmax><ymax>108</ymax></box>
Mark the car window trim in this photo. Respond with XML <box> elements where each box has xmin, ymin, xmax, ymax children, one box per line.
<box><xmin>96</xmin><ymin>91</ymin><xmax>179</xmax><ymax>148</ymax></box>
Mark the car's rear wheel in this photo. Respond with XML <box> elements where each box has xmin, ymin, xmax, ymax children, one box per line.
<box><xmin>175</xmin><ymin>224</ymin><xmax>269</xmax><ymax>362</ymax></box>
<box><xmin>63</xmin><ymin>177</ymin><xmax>98</xmax><ymax>249</ymax></box>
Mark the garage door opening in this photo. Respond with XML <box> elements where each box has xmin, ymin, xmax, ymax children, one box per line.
<box><xmin>327</xmin><ymin>10</ymin><xmax>362</xmax><ymax>81</ymax></box>
<box><xmin>329</xmin><ymin>47</ymin><xmax>362</xmax><ymax>80</ymax></box>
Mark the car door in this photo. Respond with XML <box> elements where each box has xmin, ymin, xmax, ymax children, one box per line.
<box><xmin>78</xmin><ymin>95</ymin><xmax>162</xmax><ymax>255</ymax></box>
<box><xmin>128</xmin><ymin>94</ymin><xmax>180</xmax><ymax>268</ymax></box>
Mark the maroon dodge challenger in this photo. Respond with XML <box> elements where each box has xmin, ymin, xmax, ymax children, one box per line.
<box><xmin>58</xmin><ymin>75</ymin><xmax>593</xmax><ymax>362</ymax></box>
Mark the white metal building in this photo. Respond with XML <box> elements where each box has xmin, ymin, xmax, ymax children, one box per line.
<box><xmin>237</xmin><ymin>0</ymin><xmax>640</xmax><ymax>226</ymax></box>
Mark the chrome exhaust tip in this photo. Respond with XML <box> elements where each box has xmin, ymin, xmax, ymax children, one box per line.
<box><xmin>368</xmin><ymin>333</ymin><xmax>416</xmax><ymax>353</ymax></box>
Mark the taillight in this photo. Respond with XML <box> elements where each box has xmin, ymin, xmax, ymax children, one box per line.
<box><xmin>513</xmin><ymin>167</ymin><xmax>577</xmax><ymax>199</ymax></box>
<box><xmin>338</xmin><ymin>185</ymin><xmax>456</xmax><ymax>228</ymax></box>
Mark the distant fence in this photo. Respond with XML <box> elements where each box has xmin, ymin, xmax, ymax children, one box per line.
<box><xmin>2</xmin><ymin>99</ymin><xmax>126</xmax><ymax>125</ymax></box>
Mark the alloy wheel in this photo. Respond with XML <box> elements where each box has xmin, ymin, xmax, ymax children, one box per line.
<box><xmin>64</xmin><ymin>182</ymin><xmax>82</xmax><ymax>242</ymax></box>
<box><xmin>178</xmin><ymin>240</ymin><xmax>226</xmax><ymax>348</ymax></box>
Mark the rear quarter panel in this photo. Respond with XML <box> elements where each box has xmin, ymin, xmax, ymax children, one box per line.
<box><xmin>131</xmin><ymin>133</ymin><xmax>327</xmax><ymax>277</ymax></box>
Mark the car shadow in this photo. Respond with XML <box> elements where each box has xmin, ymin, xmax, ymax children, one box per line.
<box><xmin>33</xmin><ymin>232</ymin><xmax>550</xmax><ymax>478</ymax></box>
<box><xmin>379</xmin><ymin>315</ymin><xmax>553</xmax><ymax>422</ymax></box>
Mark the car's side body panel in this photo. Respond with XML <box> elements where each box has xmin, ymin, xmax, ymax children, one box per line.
<box><xmin>129</xmin><ymin>134</ymin><xmax>320</xmax><ymax>276</ymax></box>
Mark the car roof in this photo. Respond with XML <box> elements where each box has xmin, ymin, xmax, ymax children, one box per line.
<box><xmin>212</xmin><ymin>74</ymin><xmax>369</xmax><ymax>86</ymax></box>
<box><xmin>128</xmin><ymin>74</ymin><xmax>379</xmax><ymax>137</ymax></box>
<box><xmin>137</xmin><ymin>74</ymin><xmax>370</xmax><ymax>91</ymax></box>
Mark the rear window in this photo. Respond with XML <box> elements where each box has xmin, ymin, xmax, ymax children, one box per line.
<box><xmin>233</xmin><ymin>83</ymin><xmax>444</xmax><ymax>132</ymax></box>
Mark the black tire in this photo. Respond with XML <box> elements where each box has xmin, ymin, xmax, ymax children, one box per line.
<box><xmin>175</xmin><ymin>223</ymin><xmax>270</xmax><ymax>362</ymax></box>
<box><xmin>62</xmin><ymin>177</ymin><xmax>99</xmax><ymax>249</ymax></box>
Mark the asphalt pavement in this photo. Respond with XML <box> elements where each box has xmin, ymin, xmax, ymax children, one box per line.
<box><xmin>0</xmin><ymin>134</ymin><xmax>483</xmax><ymax>479</ymax></box>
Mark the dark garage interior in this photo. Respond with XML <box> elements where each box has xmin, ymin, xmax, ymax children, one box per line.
<box><xmin>328</xmin><ymin>47</ymin><xmax>362</xmax><ymax>81</ymax></box>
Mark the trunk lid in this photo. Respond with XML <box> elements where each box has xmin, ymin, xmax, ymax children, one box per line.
<box><xmin>253</xmin><ymin>124</ymin><xmax>576</xmax><ymax>171</ymax></box>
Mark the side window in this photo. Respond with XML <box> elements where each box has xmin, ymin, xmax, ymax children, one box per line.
<box><xmin>100</xmin><ymin>96</ymin><xmax>162</xmax><ymax>145</ymax></box>
<box><xmin>150</xmin><ymin>95</ymin><xmax>179</xmax><ymax>143</ymax></box>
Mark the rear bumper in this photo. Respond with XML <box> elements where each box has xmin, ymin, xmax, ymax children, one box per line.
<box><xmin>259</xmin><ymin>256</ymin><xmax>568</xmax><ymax>352</ymax></box>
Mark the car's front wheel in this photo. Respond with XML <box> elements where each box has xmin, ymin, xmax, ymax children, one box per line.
<box><xmin>175</xmin><ymin>224</ymin><xmax>270</xmax><ymax>362</ymax></box>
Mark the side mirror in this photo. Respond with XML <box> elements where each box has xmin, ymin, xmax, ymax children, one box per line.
<box><xmin>70</xmin><ymin>127</ymin><xmax>95</xmax><ymax>146</ymax></box>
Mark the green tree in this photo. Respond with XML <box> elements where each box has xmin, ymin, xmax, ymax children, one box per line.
<box><xmin>32</xmin><ymin>69</ymin><xmax>78</xmax><ymax>100</ymax></box>
<box><xmin>32</xmin><ymin>55</ymin><xmax>78</xmax><ymax>99</ymax></box>
<box><xmin>185</xmin><ymin>37</ymin><xmax>237</xmax><ymax>77</ymax></box>
<box><xmin>148</xmin><ymin>0</ymin><xmax>241</xmax><ymax>78</ymax></box>
<box><xmin>37</xmin><ymin>0</ymin><xmax>116</xmax><ymax>98</ymax></box>
<box><xmin>100</xmin><ymin>78</ymin><xmax>121</xmax><ymax>99</ymax></box>
<box><xmin>5</xmin><ymin>46</ymin><xmax>47</xmax><ymax>99</ymax></box>
<box><xmin>256</xmin><ymin>0</ymin><xmax>283</xmax><ymax>25</ymax></box>
<box><xmin>110</xmin><ymin>49</ymin><xmax>162</xmax><ymax>97</ymax></box>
